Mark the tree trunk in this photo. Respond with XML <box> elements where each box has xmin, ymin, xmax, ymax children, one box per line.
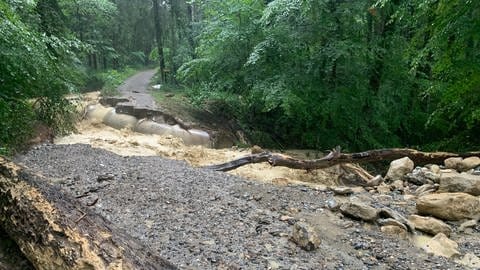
<box><xmin>203</xmin><ymin>147</ymin><xmax>480</xmax><ymax>172</ymax></box>
<box><xmin>0</xmin><ymin>157</ymin><xmax>176</xmax><ymax>270</ymax></box>
<box><xmin>153</xmin><ymin>0</ymin><xmax>166</xmax><ymax>83</ymax></box>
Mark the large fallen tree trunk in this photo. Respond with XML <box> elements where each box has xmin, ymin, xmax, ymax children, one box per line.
<box><xmin>0</xmin><ymin>157</ymin><xmax>176</xmax><ymax>270</ymax></box>
<box><xmin>203</xmin><ymin>147</ymin><xmax>480</xmax><ymax>172</ymax></box>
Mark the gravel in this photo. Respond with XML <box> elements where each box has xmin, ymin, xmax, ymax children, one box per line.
<box><xmin>15</xmin><ymin>144</ymin><xmax>467</xmax><ymax>269</ymax></box>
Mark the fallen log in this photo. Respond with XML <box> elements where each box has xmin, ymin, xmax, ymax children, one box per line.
<box><xmin>203</xmin><ymin>147</ymin><xmax>480</xmax><ymax>172</ymax></box>
<box><xmin>0</xmin><ymin>157</ymin><xmax>176</xmax><ymax>270</ymax></box>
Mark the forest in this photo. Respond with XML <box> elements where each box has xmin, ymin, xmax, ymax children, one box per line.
<box><xmin>1</xmin><ymin>0</ymin><xmax>479</xmax><ymax>154</ymax></box>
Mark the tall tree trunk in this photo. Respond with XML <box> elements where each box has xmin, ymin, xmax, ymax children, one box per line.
<box><xmin>169</xmin><ymin>0</ymin><xmax>179</xmax><ymax>84</ymax></box>
<box><xmin>153</xmin><ymin>0</ymin><xmax>166</xmax><ymax>83</ymax></box>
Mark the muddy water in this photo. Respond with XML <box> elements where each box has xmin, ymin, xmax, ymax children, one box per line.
<box><xmin>56</xmin><ymin>119</ymin><xmax>343</xmax><ymax>187</ymax></box>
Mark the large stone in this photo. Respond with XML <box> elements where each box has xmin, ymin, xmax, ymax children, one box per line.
<box><xmin>408</xmin><ymin>214</ymin><xmax>452</xmax><ymax>236</ymax></box>
<box><xmin>444</xmin><ymin>157</ymin><xmax>463</xmax><ymax>171</ymax></box>
<box><xmin>439</xmin><ymin>172</ymin><xmax>480</xmax><ymax>196</ymax></box>
<box><xmin>416</xmin><ymin>192</ymin><xmax>480</xmax><ymax>221</ymax></box>
<box><xmin>340</xmin><ymin>201</ymin><xmax>378</xmax><ymax>222</ymax></box>
<box><xmin>386</xmin><ymin>157</ymin><xmax>414</xmax><ymax>181</ymax></box>
<box><xmin>415</xmin><ymin>233</ymin><xmax>460</xmax><ymax>258</ymax></box>
<box><xmin>459</xmin><ymin>157</ymin><xmax>480</xmax><ymax>172</ymax></box>
<box><xmin>291</xmin><ymin>222</ymin><xmax>321</xmax><ymax>251</ymax></box>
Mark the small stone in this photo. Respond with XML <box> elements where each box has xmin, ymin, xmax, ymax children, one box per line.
<box><xmin>455</xmin><ymin>253</ymin><xmax>480</xmax><ymax>269</ymax></box>
<box><xmin>280</xmin><ymin>215</ymin><xmax>295</xmax><ymax>222</ymax></box>
<box><xmin>368</xmin><ymin>175</ymin><xmax>384</xmax><ymax>186</ymax></box>
<box><xmin>391</xmin><ymin>180</ymin><xmax>404</xmax><ymax>191</ymax></box>
<box><xmin>380</xmin><ymin>225</ymin><xmax>408</xmax><ymax>239</ymax></box>
<box><xmin>408</xmin><ymin>214</ymin><xmax>452</xmax><ymax>236</ymax></box>
<box><xmin>428</xmin><ymin>164</ymin><xmax>441</xmax><ymax>174</ymax></box>
<box><xmin>459</xmin><ymin>219</ymin><xmax>478</xmax><ymax>232</ymax></box>
<box><xmin>291</xmin><ymin>222</ymin><xmax>321</xmax><ymax>251</ymax></box>
<box><xmin>377</xmin><ymin>218</ymin><xmax>408</xmax><ymax>231</ymax></box>
<box><xmin>251</xmin><ymin>145</ymin><xmax>264</xmax><ymax>154</ymax></box>
<box><xmin>267</xmin><ymin>260</ymin><xmax>281</xmax><ymax>270</ymax></box>
<box><xmin>340</xmin><ymin>201</ymin><xmax>378</xmax><ymax>222</ymax></box>
<box><xmin>414</xmin><ymin>184</ymin><xmax>437</xmax><ymax>196</ymax></box>
<box><xmin>416</xmin><ymin>192</ymin><xmax>480</xmax><ymax>221</ymax></box>
<box><xmin>326</xmin><ymin>198</ymin><xmax>340</xmax><ymax>211</ymax></box>
<box><xmin>376</xmin><ymin>184</ymin><xmax>391</xmax><ymax>194</ymax></box>
<box><xmin>403</xmin><ymin>194</ymin><xmax>416</xmax><ymax>201</ymax></box>
<box><xmin>331</xmin><ymin>186</ymin><xmax>354</xmax><ymax>195</ymax></box>
<box><xmin>386</xmin><ymin>157</ymin><xmax>414</xmax><ymax>181</ymax></box>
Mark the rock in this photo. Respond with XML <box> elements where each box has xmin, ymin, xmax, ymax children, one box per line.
<box><xmin>340</xmin><ymin>201</ymin><xmax>378</xmax><ymax>222</ymax></box>
<box><xmin>455</xmin><ymin>253</ymin><xmax>480</xmax><ymax>269</ymax></box>
<box><xmin>326</xmin><ymin>198</ymin><xmax>340</xmax><ymax>211</ymax></box>
<box><xmin>380</xmin><ymin>225</ymin><xmax>408</xmax><ymax>239</ymax></box>
<box><xmin>267</xmin><ymin>260</ymin><xmax>281</xmax><ymax>270</ymax></box>
<box><xmin>414</xmin><ymin>184</ymin><xmax>438</xmax><ymax>196</ymax></box>
<box><xmin>377</xmin><ymin>218</ymin><xmax>408</xmax><ymax>231</ymax></box>
<box><xmin>416</xmin><ymin>233</ymin><xmax>460</xmax><ymax>258</ymax></box>
<box><xmin>251</xmin><ymin>145</ymin><xmax>264</xmax><ymax>154</ymax></box>
<box><xmin>377</xmin><ymin>207</ymin><xmax>415</xmax><ymax>233</ymax></box>
<box><xmin>391</xmin><ymin>180</ymin><xmax>404</xmax><ymax>191</ymax></box>
<box><xmin>459</xmin><ymin>219</ymin><xmax>478</xmax><ymax>232</ymax></box>
<box><xmin>376</xmin><ymin>184</ymin><xmax>391</xmax><ymax>194</ymax></box>
<box><xmin>386</xmin><ymin>157</ymin><xmax>414</xmax><ymax>181</ymax></box>
<box><xmin>330</xmin><ymin>186</ymin><xmax>354</xmax><ymax>195</ymax></box>
<box><xmin>369</xmin><ymin>175</ymin><xmax>384</xmax><ymax>186</ymax></box>
<box><xmin>458</xmin><ymin>157</ymin><xmax>480</xmax><ymax>172</ymax></box>
<box><xmin>427</xmin><ymin>164</ymin><xmax>441</xmax><ymax>175</ymax></box>
<box><xmin>291</xmin><ymin>222</ymin><xmax>321</xmax><ymax>251</ymax></box>
<box><xmin>405</xmin><ymin>166</ymin><xmax>440</xmax><ymax>185</ymax></box>
<box><xmin>416</xmin><ymin>192</ymin><xmax>480</xmax><ymax>221</ymax></box>
<box><xmin>279</xmin><ymin>215</ymin><xmax>295</xmax><ymax>222</ymax></box>
<box><xmin>444</xmin><ymin>157</ymin><xmax>463</xmax><ymax>171</ymax></box>
<box><xmin>408</xmin><ymin>214</ymin><xmax>452</xmax><ymax>236</ymax></box>
<box><xmin>439</xmin><ymin>172</ymin><xmax>480</xmax><ymax>196</ymax></box>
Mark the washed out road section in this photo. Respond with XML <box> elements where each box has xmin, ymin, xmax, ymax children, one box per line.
<box><xmin>16</xmin><ymin>144</ymin><xmax>463</xmax><ymax>269</ymax></box>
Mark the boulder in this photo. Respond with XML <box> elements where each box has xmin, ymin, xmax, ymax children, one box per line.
<box><xmin>408</xmin><ymin>214</ymin><xmax>452</xmax><ymax>236</ymax></box>
<box><xmin>438</xmin><ymin>172</ymin><xmax>480</xmax><ymax>196</ymax></box>
<box><xmin>415</xmin><ymin>233</ymin><xmax>460</xmax><ymax>258</ymax></box>
<box><xmin>416</xmin><ymin>192</ymin><xmax>480</xmax><ymax>221</ymax></box>
<box><xmin>386</xmin><ymin>157</ymin><xmax>414</xmax><ymax>181</ymax></box>
<box><xmin>458</xmin><ymin>157</ymin><xmax>480</xmax><ymax>172</ymax></box>
<box><xmin>340</xmin><ymin>201</ymin><xmax>378</xmax><ymax>222</ymax></box>
<box><xmin>291</xmin><ymin>222</ymin><xmax>321</xmax><ymax>251</ymax></box>
<box><xmin>444</xmin><ymin>157</ymin><xmax>463</xmax><ymax>171</ymax></box>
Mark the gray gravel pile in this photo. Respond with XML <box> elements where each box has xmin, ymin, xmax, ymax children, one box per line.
<box><xmin>16</xmin><ymin>144</ymin><xmax>464</xmax><ymax>269</ymax></box>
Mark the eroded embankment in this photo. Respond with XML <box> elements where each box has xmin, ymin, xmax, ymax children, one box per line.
<box><xmin>84</xmin><ymin>103</ymin><xmax>211</xmax><ymax>147</ymax></box>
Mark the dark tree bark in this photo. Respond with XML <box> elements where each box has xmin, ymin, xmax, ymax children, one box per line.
<box><xmin>0</xmin><ymin>157</ymin><xmax>176</xmax><ymax>270</ymax></box>
<box><xmin>203</xmin><ymin>147</ymin><xmax>480</xmax><ymax>172</ymax></box>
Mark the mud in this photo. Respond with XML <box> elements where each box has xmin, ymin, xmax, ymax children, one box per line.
<box><xmin>15</xmin><ymin>144</ymin><xmax>467</xmax><ymax>269</ymax></box>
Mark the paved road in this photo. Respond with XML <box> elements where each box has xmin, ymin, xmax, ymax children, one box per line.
<box><xmin>117</xmin><ymin>69</ymin><xmax>157</xmax><ymax>109</ymax></box>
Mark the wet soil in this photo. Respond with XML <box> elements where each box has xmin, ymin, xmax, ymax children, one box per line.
<box><xmin>15</xmin><ymin>143</ymin><xmax>466</xmax><ymax>269</ymax></box>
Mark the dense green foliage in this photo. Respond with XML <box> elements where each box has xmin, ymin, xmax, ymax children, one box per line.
<box><xmin>178</xmin><ymin>0</ymin><xmax>480</xmax><ymax>151</ymax></box>
<box><xmin>1</xmin><ymin>0</ymin><xmax>479</xmax><ymax>153</ymax></box>
<box><xmin>0</xmin><ymin>0</ymin><xmax>78</xmax><ymax>154</ymax></box>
